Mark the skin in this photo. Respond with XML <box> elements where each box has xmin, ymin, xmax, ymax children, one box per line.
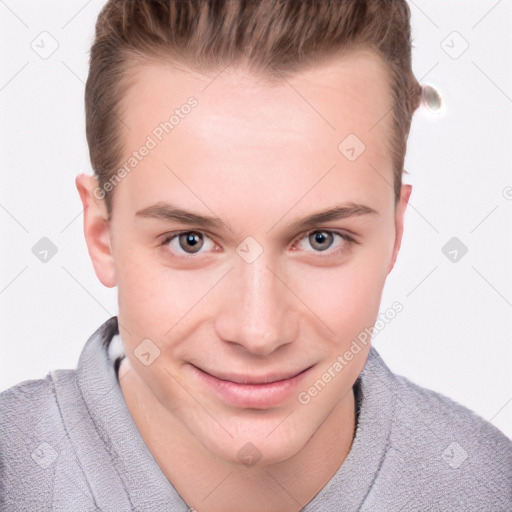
<box><xmin>76</xmin><ymin>49</ymin><xmax>411</xmax><ymax>512</ymax></box>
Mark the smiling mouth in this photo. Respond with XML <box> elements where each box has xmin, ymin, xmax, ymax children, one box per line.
<box><xmin>189</xmin><ymin>364</ymin><xmax>314</xmax><ymax>408</ymax></box>
<box><xmin>202</xmin><ymin>368</ymin><xmax>309</xmax><ymax>386</ymax></box>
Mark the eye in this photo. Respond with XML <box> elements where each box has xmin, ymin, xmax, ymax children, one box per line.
<box><xmin>161</xmin><ymin>231</ymin><xmax>216</xmax><ymax>257</ymax></box>
<box><xmin>295</xmin><ymin>230</ymin><xmax>355</xmax><ymax>255</ymax></box>
<box><xmin>159</xmin><ymin>229</ymin><xmax>356</xmax><ymax>259</ymax></box>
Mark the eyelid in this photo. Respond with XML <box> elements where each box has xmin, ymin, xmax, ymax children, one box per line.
<box><xmin>160</xmin><ymin>227</ymin><xmax>359</xmax><ymax>258</ymax></box>
<box><xmin>292</xmin><ymin>226</ymin><xmax>359</xmax><ymax>245</ymax></box>
<box><xmin>291</xmin><ymin>229</ymin><xmax>358</xmax><ymax>254</ymax></box>
<box><xmin>159</xmin><ymin>230</ymin><xmax>218</xmax><ymax>259</ymax></box>
<box><xmin>159</xmin><ymin>229</ymin><xmax>216</xmax><ymax>244</ymax></box>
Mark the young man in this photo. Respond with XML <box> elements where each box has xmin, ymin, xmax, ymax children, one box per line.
<box><xmin>1</xmin><ymin>1</ymin><xmax>510</xmax><ymax>511</ymax></box>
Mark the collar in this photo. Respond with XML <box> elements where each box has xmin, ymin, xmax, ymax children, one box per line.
<box><xmin>75</xmin><ymin>316</ymin><xmax>395</xmax><ymax>511</ymax></box>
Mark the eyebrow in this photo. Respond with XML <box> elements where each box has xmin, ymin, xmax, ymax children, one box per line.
<box><xmin>135</xmin><ymin>201</ymin><xmax>378</xmax><ymax>233</ymax></box>
<box><xmin>285</xmin><ymin>203</ymin><xmax>378</xmax><ymax>233</ymax></box>
<box><xmin>136</xmin><ymin>202</ymin><xmax>229</xmax><ymax>230</ymax></box>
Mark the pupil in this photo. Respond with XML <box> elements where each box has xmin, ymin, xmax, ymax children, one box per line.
<box><xmin>180</xmin><ymin>232</ymin><xmax>203</xmax><ymax>253</ymax></box>
<box><xmin>310</xmin><ymin>231</ymin><xmax>332</xmax><ymax>251</ymax></box>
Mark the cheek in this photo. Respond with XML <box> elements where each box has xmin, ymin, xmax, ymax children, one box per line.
<box><xmin>115</xmin><ymin>246</ymin><xmax>221</xmax><ymax>338</ymax></box>
<box><xmin>115</xmin><ymin>245</ymin><xmax>171</xmax><ymax>338</ymax></box>
<box><xmin>115</xmin><ymin>220</ymin><xmax>393</xmax><ymax>343</ymax></box>
<box><xmin>295</xmin><ymin>249</ymin><xmax>389</xmax><ymax>341</ymax></box>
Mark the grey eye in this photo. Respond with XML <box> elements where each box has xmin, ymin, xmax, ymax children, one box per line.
<box><xmin>308</xmin><ymin>231</ymin><xmax>334</xmax><ymax>251</ymax></box>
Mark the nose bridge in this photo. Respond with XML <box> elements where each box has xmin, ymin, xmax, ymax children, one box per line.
<box><xmin>217</xmin><ymin>249</ymin><xmax>296</xmax><ymax>355</ymax></box>
<box><xmin>241</xmin><ymin>255</ymin><xmax>279</xmax><ymax>328</ymax></box>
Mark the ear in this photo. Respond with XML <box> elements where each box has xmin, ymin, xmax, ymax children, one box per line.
<box><xmin>387</xmin><ymin>183</ymin><xmax>412</xmax><ymax>275</ymax></box>
<box><xmin>75</xmin><ymin>174</ymin><xmax>117</xmax><ymax>288</ymax></box>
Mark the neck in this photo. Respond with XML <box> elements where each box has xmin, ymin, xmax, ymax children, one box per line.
<box><xmin>119</xmin><ymin>357</ymin><xmax>356</xmax><ymax>512</ymax></box>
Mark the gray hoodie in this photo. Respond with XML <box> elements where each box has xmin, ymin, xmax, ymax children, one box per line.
<box><xmin>1</xmin><ymin>317</ymin><xmax>511</xmax><ymax>511</ymax></box>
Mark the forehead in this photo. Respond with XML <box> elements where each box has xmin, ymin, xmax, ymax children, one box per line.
<box><xmin>115</xmin><ymin>50</ymin><xmax>394</xmax><ymax>220</ymax></box>
<box><xmin>122</xmin><ymin>48</ymin><xmax>392</xmax><ymax>132</ymax></box>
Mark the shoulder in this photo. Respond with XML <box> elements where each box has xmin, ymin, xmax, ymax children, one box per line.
<box><xmin>391</xmin><ymin>370</ymin><xmax>511</xmax><ymax>459</ymax></box>
<box><xmin>0</xmin><ymin>370</ymin><xmax>76</xmax><ymax>510</ymax></box>
<box><xmin>368</xmin><ymin>355</ymin><xmax>512</xmax><ymax>510</ymax></box>
<box><xmin>1</xmin><ymin>372</ymin><xmax>65</xmax><ymax>435</ymax></box>
<box><xmin>0</xmin><ymin>369</ymin><xmax>77</xmax><ymax>426</ymax></box>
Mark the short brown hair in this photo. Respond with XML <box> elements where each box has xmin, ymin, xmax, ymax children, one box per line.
<box><xmin>85</xmin><ymin>0</ymin><xmax>421</xmax><ymax>215</ymax></box>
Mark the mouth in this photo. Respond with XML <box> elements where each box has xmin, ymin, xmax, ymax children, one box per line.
<box><xmin>198</xmin><ymin>367</ymin><xmax>311</xmax><ymax>385</ymax></box>
<box><xmin>189</xmin><ymin>364</ymin><xmax>313</xmax><ymax>409</ymax></box>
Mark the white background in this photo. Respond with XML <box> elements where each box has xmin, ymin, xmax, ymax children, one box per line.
<box><xmin>1</xmin><ymin>1</ymin><xmax>511</xmax><ymax>438</ymax></box>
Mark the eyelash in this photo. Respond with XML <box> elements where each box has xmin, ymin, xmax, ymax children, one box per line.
<box><xmin>159</xmin><ymin>229</ymin><xmax>358</xmax><ymax>259</ymax></box>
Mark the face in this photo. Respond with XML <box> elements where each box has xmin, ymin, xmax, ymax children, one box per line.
<box><xmin>78</xmin><ymin>49</ymin><xmax>411</xmax><ymax>466</ymax></box>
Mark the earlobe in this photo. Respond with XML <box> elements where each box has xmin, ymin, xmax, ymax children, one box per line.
<box><xmin>387</xmin><ymin>183</ymin><xmax>412</xmax><ymax>275</ymax></box>
<box><xmin>75</xmin><ymin>174</ymin><xmax>117</xmax><ymax>288</ymax></box>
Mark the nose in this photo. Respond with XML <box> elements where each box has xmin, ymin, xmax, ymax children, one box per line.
<box><xmin>214</xmin><ymin>250</ymin><xmax>298</xmax><ymax>356</ymax></box>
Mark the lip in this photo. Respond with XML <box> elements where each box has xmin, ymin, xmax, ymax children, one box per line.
<box><xmin>190</xmin><ymin>364</ymin><xmax>312</xmax><ymax>409</ymax></box>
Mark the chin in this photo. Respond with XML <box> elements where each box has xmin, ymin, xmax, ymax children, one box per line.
<box><xmin>196</xmin><ymin>414</ymin><xmax>314</xmax><ymax>467</ymax></box>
